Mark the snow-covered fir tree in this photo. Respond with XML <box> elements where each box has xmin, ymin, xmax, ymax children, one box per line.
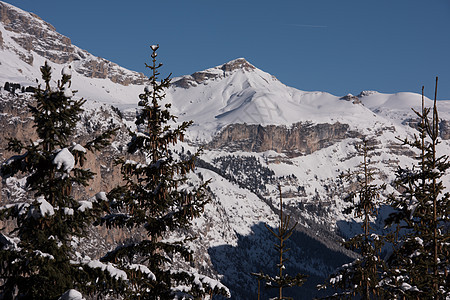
<box><xmin>99</xmin><ymin>45</ymin><xmax>230</xmax><ymax>299</ymax></box>
<box><xmin>252</xmin><ymin>185</ymin><xmax>307</xmax><ymax>300</ymax></box>
<box><xmin>382</xmin><ymin>82</ymin><xmax>449</xmax><ymax>299</ymax></box>
<box><xmin>0</xmin><ymin>62</ymin><xmax>121</xmax><ymax>299</ymax></box>
<box><xmin>319</xmin><ymin>138</ymin><xmax>386</xmax><ymax>299</ymax></box>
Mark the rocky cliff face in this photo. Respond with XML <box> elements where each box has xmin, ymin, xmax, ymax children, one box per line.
<box><xmin>0</xmin><ymin>1</ymin><xmax>147</xmax><ymax>85</ymax></box>
<box><xmin>1</xmin><ymin>2</ymin><xmax>72</xmax><ymax>63</ymax></box>
<box><xmin>440</xmin><ymin>120</ymin><xmax>450</xmax><ymax>139</ymax></box>
<box><xmin>0</xmin><ymin>89</ymin><xmax>144</xmax><ymax>259</ymax></box>
<box><xmin>207</xmin><ymin>122</ymin><xmax>361</xmax><ymax>156</ymax></box>
<box><xmin>402</xmin><ymin>117</ymin><xmax>449</xmax><ymax>140</ymax></box>
<box><xmin>339</xmin><ymin>93</ymin><xmax>361</xmax><ymax>104</ymax></box>
<box><xmin>0</xmin><ymin>89</ymin><xmax>127</xmax><ymax>203</ymax></box>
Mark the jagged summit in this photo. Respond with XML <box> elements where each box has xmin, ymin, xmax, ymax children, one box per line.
<box><xmin>172</xmin><ymin>58</ymin><xmax>258</xmax><ymax>89</ymax></box>
<box><xmin>220</xmin><ymin>58</ymin><xmax>255</xmax><ymax>72</ymax></box>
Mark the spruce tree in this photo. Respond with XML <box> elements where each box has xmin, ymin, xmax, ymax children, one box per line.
<box><xmin>0</xmin><ymin>62</ymin><xmax>121</xmax><ymax>299</ymax></box>
<box><xmin>100</xmin><ymin>45</ymin><xmax>230</xmax><ymax>299</ymax></box>
<box><xmin>251</xmin><ymin>184</ymin><xmax>307</xmax><ymax>300</ymax></box>
<box><xmin>319</xmin><ymin>138</ymin><xmax>386</xmax><ymax>299</ymax></box>
<box><xmin>382</xmin><ymin>79</ymin><xmax>449</xmax><ymax>299</ymax></box>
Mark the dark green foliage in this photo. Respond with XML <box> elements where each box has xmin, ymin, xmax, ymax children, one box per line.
<box><xmin>319</xmin><ymin>138</ymin><xmax>386</xmax><ymax>299</ymax></box>
<box><xmin>383</xmin><ymin>82</ymin><xmax>449</xmax><ymax>299</ymax></box>
<box><xmin>0</xmin><ymin>62</ymin><xmax>120</xmax><ymax>299</ymax></box>
<box><xmin>100</xmin><ymin>45</ymin><xmax>230</xmax><ymax>299</ymax></box>
<box><xmin>210</xmin><ymin>155</ymin><xmax>275</xmax><ymax>194</ymax></box>
<box><xmin>252</xmin><ymin>185</ymin><xmax>307</xmax><ymax>300</ymax></box>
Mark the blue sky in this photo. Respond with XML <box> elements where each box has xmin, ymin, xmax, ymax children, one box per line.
<box><xmin>6</xmin><ymin>0</ymin><xmax>450</xmax><ymax>100</ymax></box>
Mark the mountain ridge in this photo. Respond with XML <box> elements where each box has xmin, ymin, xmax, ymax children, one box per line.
<box><xmin>0</xmin><ymin>1</ymin><xmax>147</xmax><ymax>86</ymax></box>
<box><xmin>1</xmin><ymin>3</ymin><xmax>449</xmax><ymax>299</ymax></box>
<box><xmin>1</xmin><ymin>0</ymin><xmax>449</xmax><ymax>143</ymax></box>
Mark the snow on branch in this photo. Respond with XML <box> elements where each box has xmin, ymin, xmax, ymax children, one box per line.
<box><xmin>0</xmin><ymin>233</ymin><xmax>20</xmax><ymax>251</ymax></box>
<box><xmin>53</xmin><ymin>148</ymin><xmax>75</xmax><ymax>175</ymax></box>
<box><xmin>78</xmin><ymin>192</ymin><xmax>107</xmax><ymax>212</ymax></box>
<box><xmin>58</xmin><ymin>289</ymin><xmax>85</xmax><ymax>300</ymax></box>
<box><xmin>33</xmin><ymin>249</ymin><xmax>55</xmax><ymax>260</ymax></box>
<box><xmin>86</xmin><ymin>260</ymin><xmax>127</xmax><ymax>280</ymax></box>
<box><xmin>128</xmin><ymin>264</ymin><xmax>156</xmax><ymax>281</ymax></box>
<box><xmin>76</xmin><ymin>255</ymin><xmax>127</xmax><ymax>280</ymax></box>
<box><xmin>29</xmin><ymin>195</ymin><xmax>55</xmax><ymax>219</ymax></box>
<box><xmin>171</xmin><ymin>269</ymin><xmax>231</xmax><ymax>298</ymax></box>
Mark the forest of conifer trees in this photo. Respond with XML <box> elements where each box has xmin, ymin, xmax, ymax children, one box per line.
<box><xmin>0</xmin><ymin>47</ymin><xmax>448</xmax><ymax>299</ymax></box>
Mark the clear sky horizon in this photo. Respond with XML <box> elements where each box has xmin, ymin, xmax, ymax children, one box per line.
<box><xmin>4</xmin><ymin>0</ymin><xmax>450</xmax><ymax>100</ymax></box>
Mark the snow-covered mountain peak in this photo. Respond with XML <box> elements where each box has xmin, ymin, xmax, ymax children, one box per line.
<box><xmin>172</xmin><ymin>57</ymin><xmax>270</xmax><ymax>89</ymax></box>
<box><xmin>1</xmin><ymin>1</ymin><xmax>449</xmax><ymax>143</ymax></box>
<box><xmin>169</xmin><ymin>65</ymin><xmax>382</xmax><ymax>142</ymax></box>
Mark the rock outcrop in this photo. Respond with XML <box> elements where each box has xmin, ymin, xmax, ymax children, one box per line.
<box><xmin>340</xmin><ymin>93</ymin><xmax>361</xmax><ymax>104</ymax></box>
<box><xmin>220</xmin><ymin>58</ymin><xmax>255</xmax><ymax>73</ymax></box>
<box><xmin>402</xmin><ymin>117</ymin><xmax>450</xmax><ymax>140</ymax></box>
<box><xmin>207</xmin><ymin>122</ymin><xmax>360</xmax><ymax>156</ymax></box>
<box><xmin>440</xmin><ymin>119</ymin><xmax>450</xmax><ymax>139</ymax></box>
<box><xmin>173</xmin><ymin>58</ymin><xmax>256</xmax><ymax>88</ymax></box>
<box><xmin>0</xmin><ymin>90</ymin><xmax>142</xmax><ymax>259</ymax></box>
<box><xmin>0</xmin><ymin>2</ymin><xmax>147</xmax><ymax>85</ymax></box>
<box><xmin>0</xmin><ymin>90</ymin><xmax>128</xmax><ymax>204</ymax></box>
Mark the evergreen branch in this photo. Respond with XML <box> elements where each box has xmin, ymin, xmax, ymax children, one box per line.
<box><xmin>84</xmin><ymin>127</ymin><xmax>118</xmax><ymax>152</ymax></box>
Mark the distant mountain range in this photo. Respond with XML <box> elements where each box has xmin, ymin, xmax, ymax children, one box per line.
<box><xmin>0</xmin><ymin>1</ymin><xmax>449</xmax><ymax>298</ymax></box>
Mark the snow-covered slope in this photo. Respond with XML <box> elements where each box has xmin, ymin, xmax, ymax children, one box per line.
<box><xmin>1</xmin><ymin>2</ymin><xmax>450</xmax><ymax>299</ymax></box>
<box><xmin>1</xmin><ymin>1</ymin><xmax>449</xmax><ymax>143</ymax></box>
<box><xmin>358</xmin><ymin>90</ymin><xmax>450</xmax><ymax>124</ymax></box>
<box><xmin>165</xmin><ymin>59</ymin><xmax>448</xmax><ymax>143</ymax></box>
<box><xmin>167</xmin><ymin>58</ymin><xmax>372</xmax><ymax>142</ymax></box>
<box><xmin>0</xmin><ymin>1</ymin><xmax>145</xmax><ymax>106</ymax></box>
